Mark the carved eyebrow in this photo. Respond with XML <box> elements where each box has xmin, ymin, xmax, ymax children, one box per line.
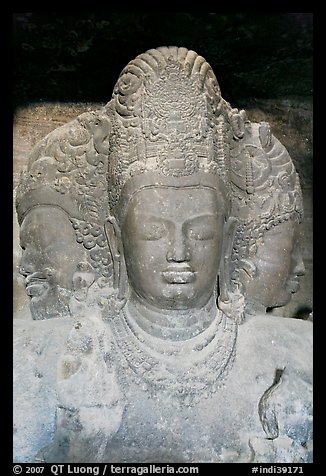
<box><xmin>135</xmin><ymin>214</ymin><xmax>172</xmax><ymax>226</ymax></box>
<box><xmin>136</xmin><ymin>213</ymin><xmax>219</xmax><ymax>225</ymax></box>
<box><xmin>183</xmin><ymin>213</ymin><xmax>220</xmax><ymax>226</ymax></box>
<box><xmin>137</xmin><ymin>213</ymin><xmax>166</xmax><ymax>220</ymax></box>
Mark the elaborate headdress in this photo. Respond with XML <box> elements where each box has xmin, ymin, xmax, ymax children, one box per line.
<box><xmin>102</xmin><ymin>46</ymin><xmax>249</xmax><ymax>323</ymax></box>
<box><xmin>230</xmin><ymin>121</ymin><xmax>303</xmax><ymax>222</ymax></box>
<box><xmin>229</xmin><ymin>120</ymin><xmax>304</xmax><ymax>279</ymax></box>
<box><xmin>104</xmin><ymin>46</ymin><xmax>247</xmax><ymax>221</ymax></box>
<box><xmin>16</xmin><ymin>110</ymin><xmax>113</xmax><ymax>280</ymax></box>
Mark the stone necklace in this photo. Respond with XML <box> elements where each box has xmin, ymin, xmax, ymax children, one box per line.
<box><xmin>109</xmin><ymin>303</ymin><xmax>238</xmax><ymax>405</ymax></box>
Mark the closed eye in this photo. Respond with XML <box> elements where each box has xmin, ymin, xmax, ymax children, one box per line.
<box><xmin>136</xmin><ymin>222</ymin><xmax>168</xmax><ymax>241</ymax></box>
<box><xmin>188</xmin><ymin>226</ymin><xmax>216</xmax><ymax>240</ymax></box>
<box><xmin>185</xmin><ymin>215</ymin><xmax>218</xmax><ymax>241</ymax></box>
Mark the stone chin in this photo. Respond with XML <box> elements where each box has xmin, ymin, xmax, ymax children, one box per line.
<box><xmin>263</xmin><ymin>290</ymin><xmax>292</xmax><ymax>310</ymax></box>
<box><xmin>26</xmin><ymin>281</ymin><xmax>49</xmax><ymax>300</ymax></box>
<box><xmin>158</xmin><ymin>282</ymin><xmax>214</xmax><ymax>312</ymax></box>
<box><xmin>286</xmin><ymin>277</ymin><xmax>301</xmax><ymax>294</ymax></box>
<box><xmin>29</xmin><ymin>285</ymin><xmax>71</xmax><ymax>320</ymax></box>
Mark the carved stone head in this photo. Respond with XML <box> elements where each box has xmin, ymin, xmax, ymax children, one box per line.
<box><xmin>16</xmin><ymin>113</ymin><xmax>113</xmax><ymax>319</ymax></box>
<box><xmin>103</xmin><ymin>46</ymin><xmax>246</xmax><ymax>320</ymax></box>
<box><xmin>230</xmin><ymin>121</ymin><xmax>305</xmax><ymax>310</ymax></box>
<box><xmin>18</xmin><ymin>203</ymin><xmax>86</xmax><ymax>320</ymax></box>
<box><xmin>15</xmin><ymin>46</ymin><xmax>304</xmax><ymax>322</ymax></box>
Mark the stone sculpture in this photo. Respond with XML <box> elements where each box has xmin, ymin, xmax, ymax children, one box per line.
<box><xmin>229</xmin><ymin>120</ymin><xmax>305</xmax><ymax>314</ymax></box>
<box><xmin>14</xmin><ymin>112</ymin><xmax>114</xmax><ymax>460</ymax></box>
<box><xmin>14</xmin><ymin>46</ymin><xmax>312</xmax><ymax>464</ymax></box>
<box><xmin>15</xmin><ymin>112</ymin><xmax>113</xmax><ymax>319</ymax></box>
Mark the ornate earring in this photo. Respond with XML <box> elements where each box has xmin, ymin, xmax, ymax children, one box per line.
<box><xmin>218</xmin><ymin>216</ymin><xmax>246</xmax><ymax>324</ymax></box>
<box><xmin>103</xmin><ymin>217</ymin><xmax>128</xmax><ymax>320</ymax></box>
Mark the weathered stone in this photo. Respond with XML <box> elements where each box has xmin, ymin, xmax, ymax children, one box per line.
<box><xmin>13</xmin><ymin>100</ymin><xmax>313</xmax><ymax>319</ymax></box>
<box><xmin>13</xmin><ymin>317</ymin><xmax>73</xmax><ymax>462</ymax></box>
<box><xmin>13</xmin><ymin>46</ymin><xmax>313</xmax><ymax>463</ymax></box>
<box><xmin>229</xmin><ymin>120</ymin><xmax>305</xmax><ymax>314</ymax></box>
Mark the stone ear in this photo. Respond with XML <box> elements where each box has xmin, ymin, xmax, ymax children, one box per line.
<box><xmin>218</xmin><ymin>216</ymin><xmax>245</xmax><ymax>324</ymax></box>
<box><xmin>219</xmin><ymin>216</ymin><xmax>238</xmax><ymax>302</ymax></box>
<box><xmin>104</xmin><ymin>216</ymin><xmax>128</xmax><ymax>301</ymax></box>
<box><xmin>104</xmin><ymin>216</ymin><xmax>121</xmax><ymax>256</ymax></box>
<box><xmin>104</xmin><ymin>216</ymin><xmax>122</xmax><ymax>290</ymax></box>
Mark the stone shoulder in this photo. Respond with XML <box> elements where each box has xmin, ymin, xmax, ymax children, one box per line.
<box><xmin>13</xmin><ymin>316</ymin><xmax>74</xmax><ymax>348</ymax></box>
<box><xmin>236</xmin><ymin>315</ymin><xmax>312</xmax><ymax>379</ymax></box>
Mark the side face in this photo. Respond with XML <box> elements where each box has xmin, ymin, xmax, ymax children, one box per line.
<box><xmin>19</xmin><ymin>206</ymin><xmax>86</xmax><ymax>319</ymax></box>
<box><xmin>239</xmin><ymin>220</ymin><xmax>305</xmax><ymax>308</ymax></box>
<box><xmin>120</xmin><ymin>186</ymin><xmax>227</xmax><ymax>311</ymax></box>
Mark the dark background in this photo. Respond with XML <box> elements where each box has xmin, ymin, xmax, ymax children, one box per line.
<box><xmin>13</xmin><ymin>12</ymin><xmax>313</xmax><ymax>109</ymax></box>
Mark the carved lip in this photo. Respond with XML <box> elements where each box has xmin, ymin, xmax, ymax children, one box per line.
<box><xmin>286</xmin><ymin>277</ymin><xmax>300</xmax><ymax>293</ymax></box>
<box><xmin>162</xmin><ymin>266</ymin><xmax>196</xmax><ymax>284</ymax></box>
<box><xmin>25</xmin><ymin>274</ymin><xmax>48</xmax><ymax>297</ymax></box>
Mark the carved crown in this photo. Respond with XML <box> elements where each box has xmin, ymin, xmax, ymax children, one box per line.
<box><xmin>104</xmin><ymin>46</ymin><xmax>247</xmax><ymax>213</ymax></box>
<box><xmin>230</xmin><ymin>121</ymin><xmax>304</xmax><ymax>224</ymax></box>
<box><xmin>15</xmin><ymin>110</ymin><xmax>113</xmax><ymax>279</ymax></box>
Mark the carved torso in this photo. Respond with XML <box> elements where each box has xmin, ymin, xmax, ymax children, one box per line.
<box><xmin>13</xmin><ymin>307</ymin><xmax>312</xmax><ymax>464</ymax></box>
<box><xmin>104</xmin><ymin>313</ymin><xmax>312</xmax><ymax>463</ymax></box>
<box><xmin>47</xmin><ymin>310</ymin><xmax>312</xmax><ymax>463</ymax></box>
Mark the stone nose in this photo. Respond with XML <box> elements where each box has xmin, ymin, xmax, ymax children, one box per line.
<box><xmin>19</xmin><ymin>249</ymin><xmax>35</xmax><ymax>276</ymax></box>
<box><xmin>19</xmin><ymin>263</ymin><xmax>33</xmax><ymax>276</ymax></box>
<box><xmin>166</xmin><ymin>232</ymin><xmax>190</xmax><ymax>263</ymax></box>
<box><xmin>292</xmin><ymin>241</ymin><xmax>306</xmax><ymax>277</ymax></box>
<box><xmin>293</xmin><ymin>254</ymin><xmax>305</xmax><ymax>277</ymax></box>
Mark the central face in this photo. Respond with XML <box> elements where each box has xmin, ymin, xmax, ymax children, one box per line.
<box><xmin>121</xmin><ymin>187</ymin><xmax>226</xmax><ymax>311</ymax></box>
